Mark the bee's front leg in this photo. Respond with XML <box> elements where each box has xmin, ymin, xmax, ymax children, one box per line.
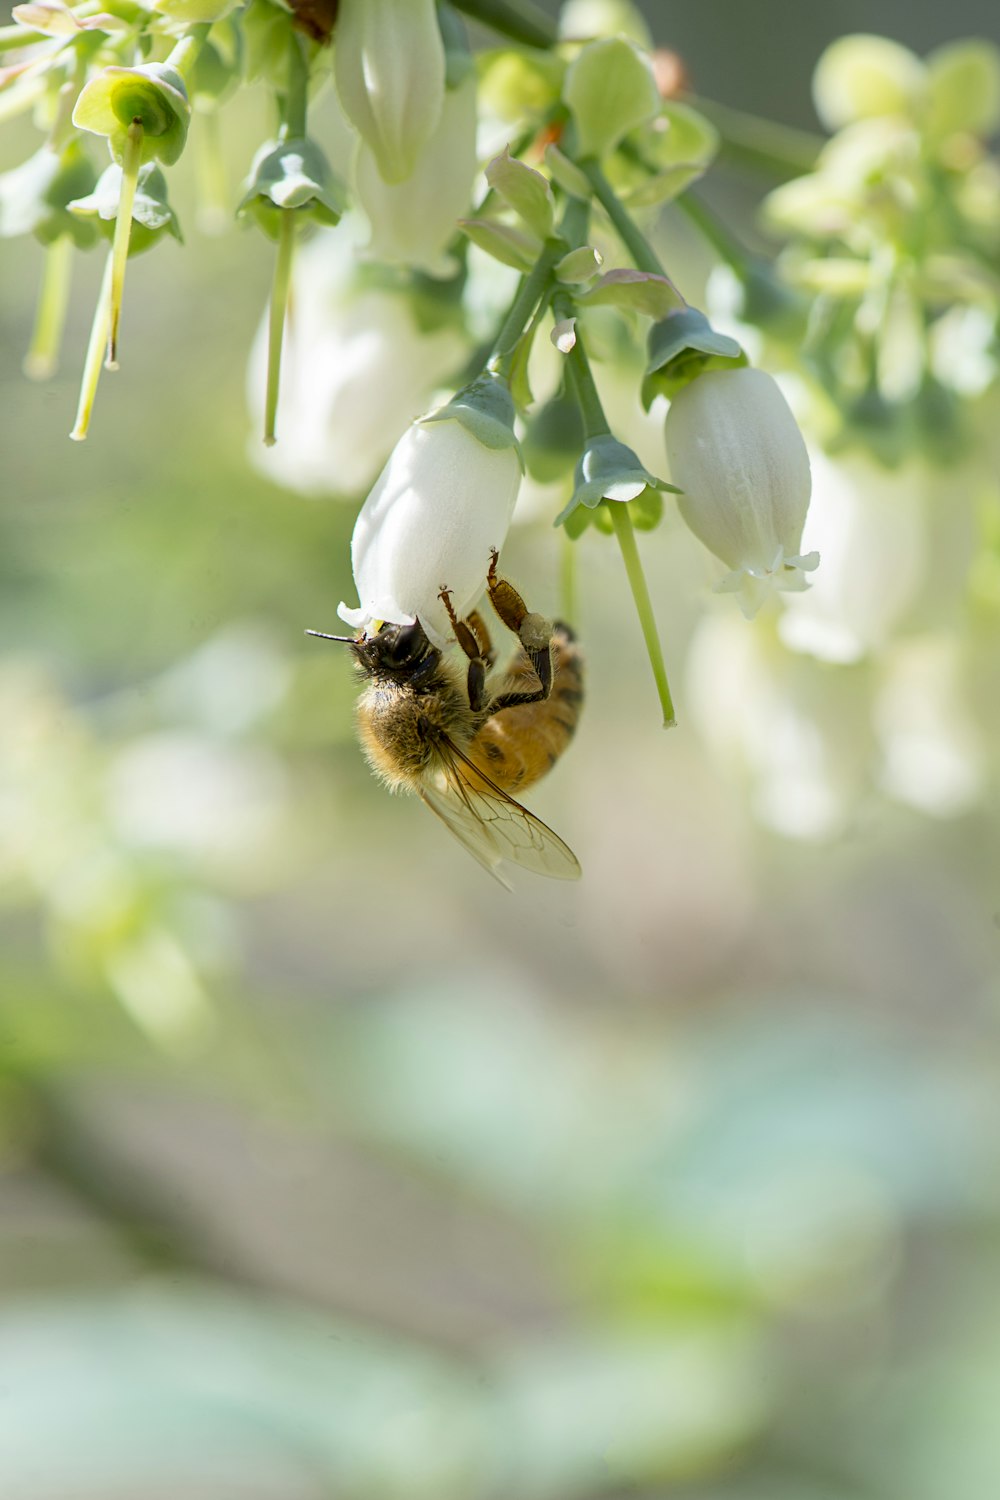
<box><xmin>439</xmin><ymin>585</ymin><xmax>490</xmax><ymax>711</ymax></box>
<box><xmin>485</xmin><ymin>549</ymin><xmax>553</xmax><ymax>707</ymax></box>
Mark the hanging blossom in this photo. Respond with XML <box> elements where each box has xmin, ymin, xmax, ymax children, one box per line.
<box><xmin>338</xmin><ymin>374</ymin><xmax>522</xmax><ymax>646</ymax></box>
<box><xmin>665</xmin><ymin>368</ymin><xmax>819</xmax><ymax>618</ymax></box>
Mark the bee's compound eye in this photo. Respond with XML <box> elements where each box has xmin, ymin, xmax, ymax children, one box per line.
<box><xmin>383</xmin><ymin>622</ymin><xmax>427</xmax><ymax>667</ymax></box>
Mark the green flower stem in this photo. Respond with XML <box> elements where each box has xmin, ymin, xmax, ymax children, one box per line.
<box><xmin>554</xmin><ymin>293</ymin><xmax>609</xmax><ymax>440</ymax></box>
<box><xmin>578</xmin><ymin>156</ymin><xmax>665</xmax><ymax>277</ymax></box>
<box><xmin>491</xmin><ymin>241</ymin><xmax>563</xmax><ymax>371</ymax></box>
<box><xmin>559</xmin><ymin>526</ymin><xmax>577</xmax><ymax>626</ymax></box>
<box><xmin>282</xmin><ymin>29</ymin><xmax>310</xmax><ymax>139</ymax></box>
<box><xmin>687</xmin><ymin>95</ymin><xmax>821</xmax><ymax>179</ymax></box>
<box><xmin>24</xmin><ymin>233</ymin><xmax>73</xmax><ymax>380</ymax></box>
<box><xmin>450</xmin><ymin>0</ymin><xmax>557</xmax><ymax>49</ymax></box>
<box><xmin>674</xmin><ymin>189</ymin><xmax>749</xmax><ymax>274</ymax></box>
<box><xmin>609</xmin><ymin>501</ymin><xmax>676</xmax><ymax>729</ymax></box>
<box><xmin>106</xmin><ymin>115</ymin><xmax>143</xmax><ymax>370</ymax></box>
<box><xmin>70</xmin><ymin>249</ymin><xmax>113</xmax><ymax>442</ymax></box>
<box><xmin>194</xmin><ymin>105</ymin><xmax>228</xmax><ymax>235</ymax></box>
<box><xmin>263</xmin><ymin>207</ymin><xmax>296</xmax><ymax>446</ymax></box>
<box><xmin>166</xmin><ymin>24</ymin><xmax>211</xmax><ymax>82</ymax></box>
<box><xmin>490</xmin><ymin>196</ymin><xmax>591</xmax><ymax>376</ymax></box>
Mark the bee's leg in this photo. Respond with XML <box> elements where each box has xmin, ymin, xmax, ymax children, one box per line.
<box><xmin>485</xmin><ymin>548</ymin><xmax>553</xmax><ymax>706</ymax></box>
<box><xmin>439</xmin><ymin>585</ymin><xmax>490</xmax><ymax>712</ymax></box>
<box><xmin>466</xmin><ymin>610</ymin><xmax>495</xmax><ymax>667</ymax></box>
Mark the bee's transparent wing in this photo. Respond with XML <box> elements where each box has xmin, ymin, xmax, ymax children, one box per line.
<box><xmin>419</xmin><ymin>736</ymin><xmax>581</xmax><ymax>885</ymax></box>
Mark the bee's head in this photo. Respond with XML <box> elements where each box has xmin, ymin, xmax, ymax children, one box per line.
<box><xmin>356</xmin><ymin>619</ymin><xmax>439</xmax><ymax>681</ymax></box>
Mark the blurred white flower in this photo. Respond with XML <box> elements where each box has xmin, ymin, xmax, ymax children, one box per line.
<box><xmin>665</xmin><ymin>368</ymin><xmax>818</xmax><ymax>618</ymax></box>
<box><xmin>875</xmin><ymin>638</ymin><xmax>986</xmax><ymax>815</ymax></box>
<box><xmin>779</xmin><ymin>450</ymin><xmax>926</xmax><ymax>664</ymax></box>
<box><xmin>333</xmin><ymin>0</ymin><xmax>445</xmax><ymax>184</ymax></box>
<box><xmin>687</xmin><ymin>613</ymin><xmax>873</xmax><ymax>840</ymax></box>
<box><xmin>339</xmin><ymin>377</ymin><xmax>522</xmax><ymax>645</ymax></box>
<box><xmin>355</xmin><ymin>73</ymin><xmax>478</xmax><ymax>277</ymax></box>
<box><xmin>247</xmin><ymin>227</ymin><xmax>467</xmax><ymax>498</ymax></box>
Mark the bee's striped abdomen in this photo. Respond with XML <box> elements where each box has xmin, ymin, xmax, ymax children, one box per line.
<box><xmin>464</xmin><ymin>626</ymin><xmax>584</xmax><ymax>793</ymax></box>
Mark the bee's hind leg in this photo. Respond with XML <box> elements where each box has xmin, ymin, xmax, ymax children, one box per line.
<box><xmin>485</xmin><ymin>549</ymin><xmax>553</xmax><ymax>709</ymax></box>
<box><xmin>439</xmin><ymin>585</ymin><xmax>491</xmax><ymax>711</ymax></box>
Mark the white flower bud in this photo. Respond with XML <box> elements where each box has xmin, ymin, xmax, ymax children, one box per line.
<box><xmin>333</xmin><ymin>0</ymin><xmax>445</xmax><ymax>185</ymax></box>
<box><xmin>338</xmin><ymin>380</ymin><xmax>522</xmax><ymax>645</ymax></box>
<box><xmin>664</xmin><ymin>367</ymin><xmax>818</xmax><ymax>618</ymax></box>
<box><xmin>355</xmin><ymin>73</ymin><xmax>477</xmax><ymax>277</ymax></box>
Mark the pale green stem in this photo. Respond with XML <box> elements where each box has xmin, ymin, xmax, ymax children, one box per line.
<box><xmin>449</xmin><ymin>0</ymin><xmax>556</xmax><ymax>48</ymax></box>
<box><xmin>167</xmin><ymin>24</ymin><xmax>211</xmax><ymax>81</ymax></box>
<box><xmin>674</xmin><ymin>189</ymin><xmax>749</xmax><ymax>274</ymax></box>
<box><xmin>263</xmin><ymin>208</ymin><xmax>296</xmax><ymax>446</ymax></box>
<box><xmin>687</xmin><ymin>95</ymin><xmax>821</xmax><ymax>179</ymax></box>
<box><xmin>283</xmin><ymin>29</ymin><xmax>309</xmax><ymax>139</ymax></box>
<box><xmin>24</xmin><ymin>234</ymin><xmax>73</xmax><ymax>380</ymax></box>
<box><xmin>194</xmin><ymin>106</ymin><xmax>228</xmax><ymax>236</ymax></box>
<box><xmin>578</xmin><ymin>156</ymin><xmax>666</xmax><ymax>277</ymax></box>
<box><xmin>491</xmin><ymin>242</ymin><xmax>563</xmax><ymax>373</ymax></box>
<box><xmin>609</xmin><ymin>503</ymin><xmax>675</xmax><ymax>729</ymax></box>
<box><xmin>106</xmin><ymin>116</ymin><xmax>143</xmax><ymax>369</ymax></box>
<box><xmin>559</xmin><ymin>527</ymin><xmax>577</xmax><ymax>626</ymax></box>
<box><xmin>70</xmin><ymin>249</ymin><xmax>113</xmax><ymax>442</ymax></box>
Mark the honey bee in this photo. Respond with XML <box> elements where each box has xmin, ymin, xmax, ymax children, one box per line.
<box><xmin>308</xmin><ymin>551</ymin><xmax>583</xmax><ymax>887</ymax></box>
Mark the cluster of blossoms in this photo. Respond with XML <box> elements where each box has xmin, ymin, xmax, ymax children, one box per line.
<box><xmin>4</xmin><ymin>1</ymin><xmax>999</xmax><ymax>829</ymax></box>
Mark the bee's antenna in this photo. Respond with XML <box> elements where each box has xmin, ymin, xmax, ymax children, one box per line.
<box><xmin>305</xmin><ymin>629</ymin><xmax>357</xmax><ymax>643</ymax></box>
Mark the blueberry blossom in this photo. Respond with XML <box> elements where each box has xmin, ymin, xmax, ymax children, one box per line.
<box><xmin>338</xmin><ymin>374</ymin><xmax>522</xmax><ymax>646</ymax></box>
<box><xmin>664</xmin><ymin>367</ymin><xmax>819</xmax><ymax>618</ymax></box>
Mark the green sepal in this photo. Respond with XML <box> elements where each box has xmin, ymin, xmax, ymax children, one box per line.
<box><xmin>422</xmin><ymin>371</ymin><xmax>523</xmax><ymax>461</ymax></box>
<box><xmin>73</xmin><ymin>62</ymin><xmax>191</xmax><ymax>166</ymax></box>
<box><xmin>0</xmin><ymin>140</ymin><xmax>98</xmax><ymax>248</ymax></box>
<box><xmin>523</xmin><ymin>386</ymin><xmax>584</xmax><ymax>482</ymax></box>
<box><xmin>562</xmin><ymin>488</ymin><xmax>664</xmax><ymax>537</ymax></box>
<box><xmin>68</xmin><ymin>159</ymin><xmax>182</xmax><ymax>254</ymax></box>
<box><xmin>642</xmin><ymin>306</ymin><xmax>747</xmax><ymax>408</ymax></box>
<box><xmin>238</xmin><ymin>136</ymin><xmax>346</xmax><ymax>239</ymax></box>
<box><xmin>544</xmin><ymin>143</ymin><xmax>590</xmax><ymax>200</ymax></box>
<box><xmin>577</xmin><ymin>268</ymin><xmax>684</xmax><ymax>318</ymax></box>
<box><xmin>554</xmin><ymin>432</ymin><xmax>673</xmax><ymax>526</ymax></box>
<box><xmin>458</xmin><ymin>215</ymin><xmax>541</xmax><ymax>270</ymax></box>
<box><xmin>484</xmin><ymin>147</ymin><xmax>554</xmax><ymax>240</ymax></box>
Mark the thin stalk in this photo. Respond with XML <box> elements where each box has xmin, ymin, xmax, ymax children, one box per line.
<box><xmin>609</xmin><ymin>502</ymin><xmax>675</xmax><ymax>728</ymax></box>
<box><xmin>194</xmin><ymin>105</ymin><xmax>228</xmax><ymax>235</ymax></box>
<box><xmin>263</xmin><ymin>208</ymin><xmax>296</xmax><ymax>446</ymax></box>
<box><xmin>166</xmin><ymin>23</ymin><xmax>211</xmax><ymax>81</ymax></box>
<box><xmin>491</xmin><ymin>242</ymin><xmax>562</xmax><ymax>371</ymax></box>
<box><xmin>283</xmin><ymin>29</ymin><xmax>309</xmax><ymax>139</ymax></box>
<box><xmin>687</xmin><ymin>95</ymin><xmax>821</xmax><ymax>179</ymax></box>
<box><xmin>578</xmin><ymin>156</ymin><xmax>665</xmax><ymax>277</ymax></box>
<box><xmin>554</xmin><ymin>293</ymin><xmax>609</xmax><ymax>439</ymax></box>
<box><xmin>449</xmin><ymin>0</ymin><xmax>556</xmax><ymax>49</ymax></box>
<box><xmin>559</xmin><ymin>527</ymin><xmax>577</xmax><ymax>626</ymax></box>
<box><xmin>24</xmin><ymin>233</ymin><xmax>73</xmax><ymax>380</ymax></box>
<box><xmin>106</xmin><ymin>116</ymin><xmax>143</xmax><ymax>369</ymax></box>
<box><xmin>70</xmin><ymin>249</ymin><xmax>113</xmax><ymax>441</ymax></box>
<box><xmin>674</xmin><ymin>189</ymin><xmax>749</xmax><ymax>274</ymax></box>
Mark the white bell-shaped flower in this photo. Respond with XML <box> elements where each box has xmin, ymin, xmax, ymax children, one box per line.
<box><xmin>665</xmin><ymin>367</ymin><xmax>819</xmax><ymax>618</ymax></box>
<box><xmin>355</xmin><ymin>72</ymin><xmax>478</xmax><ymax>278</ymax></box>
<box><xmin>338</xmin><ymin>376</ymin><xmax>522</xmax><ymax>646</ymax></box>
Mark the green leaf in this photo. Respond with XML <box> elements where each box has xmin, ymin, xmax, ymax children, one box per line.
<box><xmin>577</xmin><ymin>268</ymin><xmax>684</xmax><ymax>319</ymax></box>
<box><xmin>485</xmin><ymin>147</ymin><xmax>554</xmax><ymax>239</ymax></box>
<box><xmin>555</xmin><ymin>245</ymin><xmax>602</xmax><ymax>284</ymax></box>
<box><xmin>68</xmin><ymin>160</ymin><xmax>183</xmax><ymax>254</ymax></box>
<box><xmin>457</xmin><ymin>216</ymin><xmax>540</xmax><ymax>270</ymax></box>
<box><xmin>544</xmin><ymin>142</ymin><xmax>592</xmax><ymax>200</ymax></box>
<box><xmin>562</xmin><ymin>36</ymin><xmax>660</xmax><ymax>159</ymax></box>
<box><xmin>642</xmin><ymin>306</ymin><xmax>746</xmax><ymax>407</ymax></box>
<box><xmin>0</xmin><ymin>141</ymin><xmax>98</xmax><ymax>248</ymax></box>
<box><xmin>239</xmin><ymin>137</ymin><xmax>346</xmax><ymax>239</ymax></box>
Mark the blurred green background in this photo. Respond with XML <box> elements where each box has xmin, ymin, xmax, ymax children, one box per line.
<box><xmin>2</xmin><ymin>3</ymin><xmax>1000</xmax><ymax>1498</ymax></box>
